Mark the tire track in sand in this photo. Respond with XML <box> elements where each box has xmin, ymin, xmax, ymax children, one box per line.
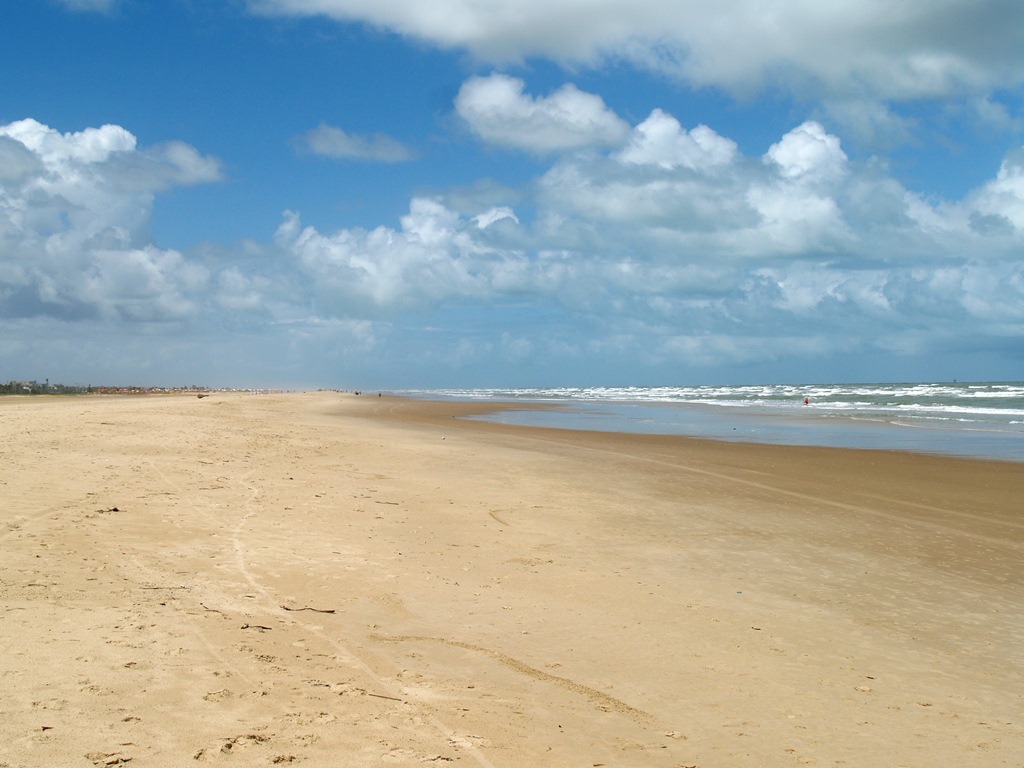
<box><xmin>370</xmin><ymin>633</ymin><xmax>652</xmax><ymax>724</ymax></box>
<box><xmin>225</xmin><ymin>473</ymin><xmax>502</xmax><ymax>768</ymax></box>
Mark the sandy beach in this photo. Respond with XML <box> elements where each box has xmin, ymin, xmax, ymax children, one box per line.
<box><xmin>1</xmin><ymin>391</ymin><xmax>1021</xmax><ymax>768</ymax></box>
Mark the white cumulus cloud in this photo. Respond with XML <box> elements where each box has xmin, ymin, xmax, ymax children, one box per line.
<box><xmin>2</xmin><ymin>118</ymin><xmax>136</xmax><ymax>163</ymax></box>
<box><xmin>967</xmin><ymin>149</ymin><xmax>1024</xmax><ymax>231</ymax></box>
<box><xmin>298</xmin><ymin>122</ymin><xmax>415</xmax><ymax>162</ymax></box>
<box><xmin>765</xmin><ymin>121</ymin><xmax>849</xmax><ymax>182</ymax></box>
<box><xmin>270</xmin><ymin>123</ymin><xmax>1024</xmax><ymax>365</ymax></box>
<box><xmin>455</xmin><ymin>74</ymin><xmax>630</xmax><ymax>153</ymax></box>
<box><xmin>5</xmin><ymin>112</ymin><xmax>1024</xmax><ymax>381</ymax></box>
<box><xmin>616</xmin><ymin>109</ymin><xmax>738</xmax><ymax>170</ymax></box>
<box><xmin>0</xmin><ymin>119</ymin><xmax>222</xmax><ymax>322</ymax></box>
<box><xmin>248</xmin><ymin>0</ymin><xmax>1024</xmax><ymax>105</ymax></box>
<box><xmin>275</xmin><ymin>198</ymin><xmax>533</xmax><ymax>315</ymax></box>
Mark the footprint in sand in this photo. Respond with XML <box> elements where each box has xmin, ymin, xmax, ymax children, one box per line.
<box><xmin>194</xmin><ymin>733</ymin><xmax>270</xmax><ymax>762</ymax></box>
<box><xmin>85</xmin><ymin>751</ymin><xmax>133</xmax><ymax>766</ymax></box>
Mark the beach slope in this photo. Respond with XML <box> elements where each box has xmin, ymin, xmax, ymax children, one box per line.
<box><xmin>1</xmin><ymin>392</ymin><xmax>1021</xmax><ymax>767</ymax></box>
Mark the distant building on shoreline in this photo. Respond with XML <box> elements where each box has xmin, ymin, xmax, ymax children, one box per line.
<box><xmin>2</xmin><ymin>381</ymin><xmax>211</xmax><ymax>396</ymax></box>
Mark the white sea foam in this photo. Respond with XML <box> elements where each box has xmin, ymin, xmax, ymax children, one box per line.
<box><xmin>412</xmin><ymin>381</ymin><xmax>1024</xmax><ymax>421</ymax></box>
<box><xmin>401</xmin><ymin>381</ymin><xmax>1024</xmax><ymax>461</ymax></box>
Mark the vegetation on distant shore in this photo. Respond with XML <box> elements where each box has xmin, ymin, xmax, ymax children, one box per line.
<box><xmin>2</xmin><ymin>380</ymin><xmax>210</xmax><ymax>396</ymax></box>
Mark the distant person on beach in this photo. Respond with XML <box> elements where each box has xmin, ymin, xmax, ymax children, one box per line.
<box><xmin>804</xmin><ymin>397</ymin><xmax>810</xmax><ymax>405</ymax></box>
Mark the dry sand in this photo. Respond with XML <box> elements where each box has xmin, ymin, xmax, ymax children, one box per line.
<box><xmin>1</xmin><ymin>391</ymin><xmax>1021</xmax><ymax>767</ymax></box>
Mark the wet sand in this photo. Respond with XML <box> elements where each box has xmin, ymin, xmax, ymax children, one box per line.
<box><xmin>1</xmin><ymin>391</ymin><xmax>1021</xmax><ymax>767</ymax></box>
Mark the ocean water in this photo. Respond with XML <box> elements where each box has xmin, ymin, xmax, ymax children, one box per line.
<box><xmin>404</xmin><ymin>382</ymin><xmax>1024</xmax><ymax>462</ymax></box>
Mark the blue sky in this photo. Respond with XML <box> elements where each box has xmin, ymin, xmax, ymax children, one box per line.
<box><xmin>2</xmin><ymin>0</ymin><xmax>1023</xmax><ymax>389</ymax></box>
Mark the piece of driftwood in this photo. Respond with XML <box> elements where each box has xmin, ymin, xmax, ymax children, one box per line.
<box><xmin>280</xmin><ymin>605</ymin><xmax>336</xmax><ymax>614</ymax></box>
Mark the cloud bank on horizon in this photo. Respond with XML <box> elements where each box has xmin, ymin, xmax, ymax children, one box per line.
<box><xmin>3</xmin><ymin>0</ymin><xmax>1023</xmax><ymax>387</ymax></box>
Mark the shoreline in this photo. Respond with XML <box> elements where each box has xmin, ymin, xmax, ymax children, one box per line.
<box><xmin>394</xmin><ymin>392</ymin><xmax>1024</xmax><ymax>464</ymax></box>
<box><xmin>2</xmin><ymin>391</ymin><xmax>1022</xmax><ymax>766</ymax></box>
<box><xmin>368</xmin><ymin>392</ymin><xmax>1024</xmax><ymax>468</ymax></box>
